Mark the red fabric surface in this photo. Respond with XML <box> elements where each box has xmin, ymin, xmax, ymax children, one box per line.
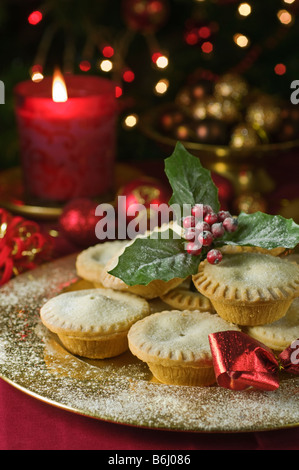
<box><xmin>1</xmin><ymin>378</ymin><xmax>299</xmax><ymax>450</ymax></box>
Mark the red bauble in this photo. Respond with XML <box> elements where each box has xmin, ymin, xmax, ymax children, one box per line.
<box><xmin>211</xmin><ymin>173</ymin><xmax>234</xmax><ymax>210</ymax></box>
<box><xmin>122</xmin><ymin>0</ymin><xmax>169</xmax><ymax>33</ymax></box>
<box><xmin>60</xmin><ymin>198</ymin><xmax>115</xmax><ymax>247</ymax></box>
<box><xmin>117</xmin><ymin>177</ymin><xmax>171</xmax><ymax>228</ymax></box>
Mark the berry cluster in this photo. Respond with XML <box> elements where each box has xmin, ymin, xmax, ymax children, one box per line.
<box><xmin>182</xmin><ymin>204</ymin><xmax>238</xmax><ymax>264</ymax></box>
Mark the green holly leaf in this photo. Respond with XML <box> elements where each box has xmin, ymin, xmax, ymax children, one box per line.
<box><xmin>109</xmin><ymin>228</ymin><xmax>201</xmax><ymax>285</ymax></box>
<box><xmin>218</xmin><ymin>212</ymin><xmax>299</xmax><ymax>250</ymax></box>
<box><xmin>164</xmin><ymin>142</ymin><xmax>220</xmax><ymax>212</ymax></box>
<box><xmin>109</xmin><ymin>143</ymin><xmax>299</xmax><ymax>287</ymax></box>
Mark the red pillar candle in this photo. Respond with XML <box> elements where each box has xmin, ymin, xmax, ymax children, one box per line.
<box><xmin>14</xmin><ymin>73</ymin><xmax>118</xmax><ymax>203</ymax></box>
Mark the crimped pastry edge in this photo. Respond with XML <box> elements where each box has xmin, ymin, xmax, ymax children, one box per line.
<box><xmin>40</xmin><ymin>288</ymin><xmax>150</xmax><ymax>338</ymax></box>
<box><xmin>76</xmin><ymin>241</ymin><xmax>128</xmax><ymax>283</ymax></box>
<box><xmin>245</xmin><ymin>301</ymin><xmax>299</xmax><ymax>350</ymax></box>
<box><xmin>100</xmin><ymin>268</ymin><xmax>185</xmax><ymax>300</ymax></box>
<box><xmin>192</xmin><ymin>259</ymin><xmax>299</xmax><ymax>304</ymax></box>
<box><xmin>245</xmin><ymin>328</ymin><xmax>293</xmax><ymax>352</ymax></box>
<box><xmin>219</xmin><ymin>245</ymin><xmax>286</xmax><ymax>256</ymax></box>
<box><xmin>160</xmin><ymin>287</ymin><xmax>214</xmax><ymax>312</ymax></box>
<box><xmin>128</xmin><ymin>309</ymin><xmax>240</xmax><ymax>367</ymax></box>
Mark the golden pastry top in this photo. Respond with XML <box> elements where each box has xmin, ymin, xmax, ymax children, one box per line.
<box><xmin>40</xmin><ymin>288</ymin><xmax>150</xmax><ymax>337</ymax></box>
<box><xmin>128</xmin><ymin>310</ymin><xmax>240</xmax><ymax>367</ymax></box>
<box><xmin>193</xmin><ymin>252</ymin><xmax>299</xmax><ymax>303</ymax></box>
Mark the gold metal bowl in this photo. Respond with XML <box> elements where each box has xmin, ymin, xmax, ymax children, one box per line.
<box><xmin>139</xmin><ymin>104</ymin><xmax>299</xmax><ymax>198</ymax></box>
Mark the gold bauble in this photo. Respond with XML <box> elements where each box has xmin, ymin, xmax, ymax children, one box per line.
<box><xmin>230</xmin><ymin>123</ymin><xmax>260</xmax><ymax>148</ymax></box>
<box><xmin>214</xmin><ymin>73</ymin><xmax>248</xmax><ymax>102</ymax></box>
<box><xmin>191</xmin><ymin>99</ymin><xmax>209</xmax><ymax>120</ymax></box>
<box><xmin>246</xmin><ymin>97</ymin><xmax>281</xmax><ymax>133</ymax></box>
<box><xmin>175</xmin><ymin>87</ymin><xmax>192</xmax><ymax>108</ymax></box>
<box><xmin>215</xmin><ymin>98</ymin><xmax>240</xmax><ymax>123</ymax></box>
<box><xmin>234</xmin><ymin>193</ymin><xmax>267</xmax><ymax>214</ymax></box>
<box><xmin>191</xmin><ymin>96</ymin><xmax>240</xmax><ymax>123</ymax></box>
<box><xmin>173</xmin><ymin>123</ymin><xmax>194</xmax><ymax>141</ymax></box>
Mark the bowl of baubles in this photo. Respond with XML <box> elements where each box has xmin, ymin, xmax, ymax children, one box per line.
<box><xmin>139</xmin><ymin>72</ymin><xmax>299</xmax><ymax>204</ymax></box>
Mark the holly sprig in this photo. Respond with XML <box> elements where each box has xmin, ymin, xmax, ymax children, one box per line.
<box><xmin>109</xmin><ymin>142</ymin><xmax>299</xmax><ymax>286</ymax></box>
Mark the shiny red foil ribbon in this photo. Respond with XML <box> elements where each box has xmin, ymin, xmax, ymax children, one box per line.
<box><xmin>209</xmin><ymin>331</ymin><xmax>299</xmax><ymax>391</ymax></box>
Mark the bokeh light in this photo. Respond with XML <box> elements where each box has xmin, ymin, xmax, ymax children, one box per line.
<box><xmin>124</xmin><ymin>114</ymin><xmax>138</xmax><ymax>128</ymax></box>
<box><xmin>123</xmin><ymin>70</ymin><xmax>135</xmax><ymax>82</ymax></box>
<box><xmin>102</xmin><ymin>46</ymin><xmax>114</xmax><ymax>58</ymax></box>
<box><xmin>100</xmin><ymin>59</ymin><xmax>113</xmax><ymax>72</ymax></box>
<box><xmin>274</xmin><ymin>63</ymin><xmax>286</xmax><ymax>75</ymax></box>
<box><xmin>28</xmin><ymin>11</ymin><xmax>43</xmax><ymax>25</ymax></box>
<box><xmin>238</xmin><ymin>3</ymin><xmax>252</xmax><ymax>16</ymax></box>
<box><xmin>79</xmin><ymin>60</ymin><xmax>91</xmax><ymax>72</ymax></box>
<box><xmin>277</xmin><ymin>9</ymin><xmax>293</xmax><ymax>25</ymax></box>
<box><xmin>154</xmin><ymin>79</ymin><xmax>169</xmax><ymax>95</ymax></box>
<box><xmin>233</xmin><ymin>33</ymin><xmax>250</xmax><ymax>47</ymax></box>
<box><xmin>201</xmin><ymin>41</ymin><xmax>213</xmax><ymax>53</ymax></box>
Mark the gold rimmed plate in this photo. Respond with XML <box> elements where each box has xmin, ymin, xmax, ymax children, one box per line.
<box><xmin>0</xmin><ymin>254</ymin><xmax>299</xmax><ymax>433</ymax></box>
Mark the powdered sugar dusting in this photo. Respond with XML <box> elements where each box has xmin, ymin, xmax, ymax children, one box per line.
<box><xmin>0</xmin><ymin>254</ymin><xmax>299</xmax><ymax>432</ymax></box>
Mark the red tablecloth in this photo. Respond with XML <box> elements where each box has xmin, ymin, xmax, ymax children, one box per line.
<box><xmin>1</xmin><ymin>378</ymin><xmax>299</xmax><ymax>450</ymax></box>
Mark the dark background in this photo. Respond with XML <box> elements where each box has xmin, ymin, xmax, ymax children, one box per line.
<box><xmin>1</xmin><ymin>0</ymin><xmax>299</xmax><ymax>170</ymax></box>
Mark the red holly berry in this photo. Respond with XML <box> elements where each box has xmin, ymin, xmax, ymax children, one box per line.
<box><xmin>203</xmin><ymin>205</ymin><xmax>213</xmax><ymax>216</ymax></box>
<box><xmin>191</xmin><ymin>204</ymin><xmax>203</xmax><ymax>219</ymax></box>
<box><xmin>204</xmin><ymin>212</ymin><xmax>218</xmax><ymax>225</ymax></box>
<box><xmin>184</xmin><ymin>227</ymin><xmax>196</xmax><ymax>241</ymax></box>
<box><xmin>183</xmin><ymin>215</ymin><xmax>196</xmax><ymax>228</ymax></box>
<box><xmin>198</xmin><ymin>230</ymin><xmax>213</xmax><ymax>246</ymax></box>
<box><xmin>195</xmin><ymin>221</ymin><xmax>210</xmax><ymax>233</ymax></box>
<box><xmin>211</xmin><ymin>222</ymin><xmax>225</xmax><ymax>238</ymax></box>
<box><xmin>186</xmin><ymin>242</ymin><xmax>202</xmax><ymax>256</ymax></box>
<box><xmin>217</xmin><ymin>210</ymin><xmax>231</xmax><ymax>222</ymax></box>
<box><xmin>207</xmin><ymin>249</ymin><xmax>223</xmax><ymax>265</ymax></box>
<box><xmin>223</xmin><ymin>217</ymin><xmax>238</xmax><ymax>232</ymax></box>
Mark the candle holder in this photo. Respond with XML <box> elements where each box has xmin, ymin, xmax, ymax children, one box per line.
<box><xmin>14</xmin><ymin>75</ymin><xmax>118</xmax><ymax>204</ymax></box>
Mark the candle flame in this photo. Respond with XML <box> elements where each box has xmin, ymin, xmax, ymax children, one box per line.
<box><xmin>52</xmin><ymin>69</ymin><xmax>68</xmax><ymax>102</ymax></box>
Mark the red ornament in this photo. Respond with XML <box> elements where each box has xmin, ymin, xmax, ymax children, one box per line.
<box><xmin>211</xmin><ymin>173</ymin><xmax>234</xmax><ymax>210</ymax></box>
<box><xmin>0</xmin><ymin>208</ymin><xmax>53</xmax><ymax>286</ymax></box>
<box><xmin>60</xmin><ymin>198</ymin><xmax>115</xmax><ymax>247</ymax></box>
<box><xmin>117</xmin><ymin>176</ymin><xmax>171</xmax><ymax>229</ymax></box>
<box><xmin>122</xmin><ymin>0</ymin><xmax>169</xmax><ymax>34</ymax></box>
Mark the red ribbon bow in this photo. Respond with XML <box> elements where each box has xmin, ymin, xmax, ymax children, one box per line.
<box><xmin>208</xmin><ymin>331</ymin><xmax>299</xmax><ymax>391</ymax></box>
<box><xmin>0</xmin><ymin>208</ymin><xmax>53</xmax><ymax>286</ymax></box>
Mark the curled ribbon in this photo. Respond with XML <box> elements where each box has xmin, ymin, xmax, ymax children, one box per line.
<box><xmin>0</xmin><ymin>208</ymin><xmax>53</xmax><ymax>286</ymax></box>
<box><xmin>208</xmin><ymin>331</ymin><xmax>299</xmax><ymax>391</ymax></box>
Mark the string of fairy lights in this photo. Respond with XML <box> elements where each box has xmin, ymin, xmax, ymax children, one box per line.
<box><xmin>26</xmin><ymin>0</ymin><xmax>297</xmax><ymax>130</ymax></box>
